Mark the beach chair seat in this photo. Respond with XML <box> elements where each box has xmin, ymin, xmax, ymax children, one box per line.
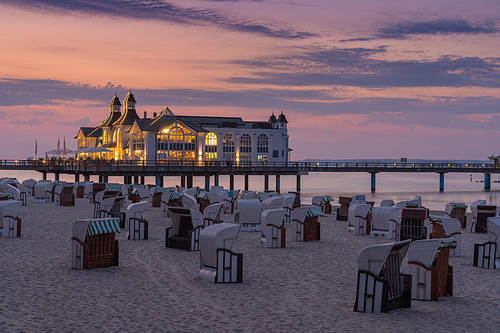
<box><xmin>126</xmin><ymin>201</ymin><xmax>148</xmax><ymax>240</ymax></box>
<box><xmin>370</xmin><ymin>206</ymin><xmax>401</xmax><ymax>239</ymax></box>
<box><xmin>407</xmin><ymin>239</ymin><xmax>455</xmax><ymax>301</ymax></box>
<box><xmin>281</xmin><ymin>193</ymin><xmax>296</xmax><ymax>223</ymax></box>
<box><xmin>429</xmin><ymin>216</ymin><xmax>462</xmax><ymax>256</ymax></box>
<box><xmin>475</xmin><ymin>205</ymin><xmax>496</xmax><ymax>233</ymax></box>
<box><xmin>473</xmin><ymin>217</ymin><xmax>500</xmax><ymax>269</ymax></box>
<box><xmin>336</xmin><ymin>196</ymin><xmax>352</xmax><ymax>221</ymax></box>
<box><xmin>0</xmin><ymin>201</ymin><xmax>22</xmax><ymax>237</ymax></box>
<box><xmin>400</xmin><ymin>208</ymin><xmax>428</xmax><ymax>241</ymax></box>
<box><xmin>199</xmin><ymin>222</ymin><xmax>242</xmax><ymax>283</ymax></box>
<box><xmin>71</xmin><ymin>218</ymin><xmax>121</xmax><ymax>270</ymax></box>
<box><xmin>234</xmin><ymin>199</ymin><xmax>261</xmax><ymax>231</ymax></box>
<box><xmin>445</xmin><ymin>203</ymin><xmax>467</xmax><ymax>229</ymax></box>
<box><xmin>165</xmin><ymin>207</ymin><xmax>204</xmax><ymax>251</ymax></box>
<box><xmin>291</xmin><ymin>206</ymin><xmax>323</xmax><ymax>242</ymax></box>
<box><xmin>348</xmin><ymin>204</ymin><xmax>372</xmax><ymax>235</ymax></box>
<box><xmin>203</xmin><ymin>203</ymin><xmax>223</xmax><ymax>227</ymax></box>
<box><xmin>260</xmin><ymin>209</ymin><xmax>287</xmax><ymax>248</ymax></box>
<box><xmin>354</xmin><ymin>239</ymin><xmax>412</xmax><ymax>313</ymax></box>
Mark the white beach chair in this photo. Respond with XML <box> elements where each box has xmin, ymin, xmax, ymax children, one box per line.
<box><xmin>22</xmin><ymin>179</ymin><xmax>37</xmax><ymax>196</ymax></box>
<box><xmin>370</xmin><ymin>206</ymin><xmax>402</xmax><ymax>239</ymax></box>
<box><xmin>53</xmin><ymin>184</ymin><xmax>75</xmax><ymax>206</ymax></box>
<box><xmin>261</xmin><ymin>196</ymin><xmax>283</xmax><ymax>211</ymax></box>
<box><xmin>218</xmin><ymin>190</ymin><xmax>232</xmax><ymax>213</ymax></box>
<box><xmin>380</xmin><ymin>199</ymin><xmax>395</xmax><ymax>207</ymax></box>
<box><xmin>354</xmin><ymin>239</ymin><xmax>412</xmax><ymax>313</ymax></box>
<box><xmin>84</xmin><ymin>182</ymin><xmax>93</xmax><ymax>200</ymax></box>
<box><xmin>181</xmin><ymin>193</ymin><xmax>199</xmax><ymax>210</ymax></box>
<box><xmin>347</xmin><ymin>204</ymin><xmax>372</xmax><ymax>235</ymax></box>
<box><xmin>126</xmin><ymin>201</ymin><xmax>148</xmax><ymax>240</ymax></box>
<box><xmin>429</xmin><ymin>216</ymin><xmax>462</xmax><ymax>257</ymax></box>
<box><xmin>399</xmin><ymin>207</ymin><xmax>428</xmax><ymax>241</ymax></box>
<box><xmin>95</xmin><ymin>196</ymin><xmax>125</xmax><ymax>221</ymax></box>
<box><xmin>183</xmin><ymin>187</ymin><xmax>199</xmax><ymax>198</ymax></box>
<box><xmin>351</xmin><ymin>195</ymin><xmax>366</xmax><ymax>205</ymax></box>
<box><xmin>291</xmin><ymin>206</ymin><xmax>323</xmax><ymax>242</ymax></box>
<box><xmin>234</xmin><ymin>199</ymin><xmax>261</xmax><ymax>231</ymax></box>
<box><xmin>445</xmin><ymin>203</ymin><xmax>467</xmax><ymax>229</ymax></box>
<box><xmin>0</xmin><ymin>200</ymin><xmax>23</xmax><ymax>237</ymax></box>
<box><xmin>260</xmin><ymin>209</ymin><xmax>287</xmax><ymax>248</ymax></box>
<box><xmin>71</xmin><ymin>218</ymin><xmax>121</xmax><ymax>270</ymax></box>
<box><xmin>210</xmin><ymin>186</ymin><xmax>223</xmax><ymax>193</ymax></box>
<box><xmin>281</xmin><ymin>193</ymin><xmax>296</xmax><ymax>223</ymax></box>
<box><xmin>242</xmin><ymin>191</ymin><xmax>257</xmax><ymax>199</ymax></box>
<box><xmin>470</xmin><ymin>200</ymin><xmax>486</xmax><ymax>226</ymax></box>
<box><xmin>165</xmin><ymin>207</ymin><xmax>204</xmax><ymax>251</ymax></box>
<box><xmin>160</xmin><ymin>192</ymin><xmax>170</xmax><ymax>217</ymax></box>
<box><xmin>134</xmin><ymin>188</ymin><xmax>150</xmax><ymax>210</ymax></box>
<box><xmin>203</xmin><ymin>203</ymin><xmax>223</xmax><ymax>227</ymax></box>
<box><xmin>199</xmin><ymin>222</ymin><xmax>242</xmax><ymax>283</ymax></box>
<box><xmin>473</xmin><ymin>217</ymin><xmax>500</xmax><ymax>269</ymax></box>
<box><xmin>34</xmin><ymin>181</ymin><xmax>53</xmax><ymax>203</ymax></box>
<box><xmin>258</xmin><ymin>192</ymin><xmax>278</xmax><ymax>202</ymax></box>
<box><xmin>407</xmin><ymin>239</ymin><xmax>455</xmax><ymax>301</ymax></box>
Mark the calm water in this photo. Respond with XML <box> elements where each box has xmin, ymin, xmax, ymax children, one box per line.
<box><xmin>2</xmin><ymin>170</ymin><xmax>500</xmax><ymax>211</ymax></box>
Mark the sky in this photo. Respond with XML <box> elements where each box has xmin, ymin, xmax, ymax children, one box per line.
<box><xmin>1</xmin><ymin>0</ymin><xmax>500</xmax><ymax>160</ymax></box>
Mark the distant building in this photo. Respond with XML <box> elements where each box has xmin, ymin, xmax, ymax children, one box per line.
<box><xmin>75</xmin><ymin>92</ymin><xmax>290</xmax><ymax>165</ymax></box>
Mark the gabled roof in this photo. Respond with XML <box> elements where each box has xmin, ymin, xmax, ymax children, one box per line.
<box><xmin>145</xmin><ymin>115</ymin><xmax>208</xmax><ymax>133</ymax></box>
<box><xmin>75</xmin><ymin>127</ymin><xmax>102</xmax><ymax>139</ymax></box>
<box><xmin>113</xmin><ymin>108</ymin><xmax>140</xmax><ymax>126</ymax></box>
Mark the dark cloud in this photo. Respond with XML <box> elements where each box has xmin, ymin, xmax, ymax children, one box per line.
<box><xmin>33</xmin><ymin>111</ymin><xmax>56</xmax><ymax>116</ymax></box>
<box><xmin>377</xmin><ymin>19</ymin><xmax>499</xmax><ymax>39</ymax></box>
<box><xmin>58</xmin><ymin>117</ymin><xmax>91</xmax><ymax>126</ymax></box>
<box><xmin>0</xmin><ymin>0</ymin><xmax>315</xmax><ymax>39</ymax></box>
<box><xmin>8</xmin><ymin>119</ymin><xmax>44</xmax><ymax>125</ymax></box>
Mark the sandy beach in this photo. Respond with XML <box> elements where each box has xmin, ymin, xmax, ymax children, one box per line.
<box><xmin>1</xmin><ymin>197</ymin><xmax>499</xmax><ymax>332</ymax></box>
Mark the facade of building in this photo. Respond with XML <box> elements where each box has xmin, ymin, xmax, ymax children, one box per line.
<box><xmin>75</xmin><ymin>92</ymin><xmax>290</xmax><ymax>165</ymax></box>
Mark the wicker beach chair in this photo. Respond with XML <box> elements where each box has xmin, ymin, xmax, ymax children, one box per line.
<box><xmin>429</xmin><ymin>216</ymin><xmax>462</xmax><ymax>257</ymax></box>
<box><xmin>354</xmin><ymin>239</ymin><xmax>412</xmax><ymax>313</ymax></box>
<box><xmin>181</xmin><ymin>193</ymin><xmax>199</xmax><ymax>210</ymax></box>
<box><xmin>444</xmin><ymin>203</ymin><xmax>467</xmax><ymax>229</ymax></box>
<box><xmin>380</xmin><ymin>199</ymin><xmax>395</xmax><ymax>207</ymax></box>
<box><xmin>399</xmin><ymin>207</ymin><xmax>428</xmax><ymax>241</ymax></box>
<box><xmin>199</xmin><ymin>222</ymin><xmax>242</xmax><ymax>283</ymax></box>
<box><xmin>234</xmin><ymin>199</ymin><xmax>261</xmax><ymax>231</ymax></box>
<box><xmin>202</xmin><ymin>203</ymin><xmax>223</xmax><ymax>227</ymax></box>
<box><xmin>54</xmin><ymin>184</ymin><xmax>75</xmax><ymax>206</ymax></box>
<box><xmin>370</xmin><ymin>206</ymin><xmax>402</xmax><ymax>239</ymax></box>
<box><xmin>126</xmin><ymin>201</ymin><xmax>148</xmax><ymax>240</ymax></box>
<box><xmin>474</xmin><ymin>205</ymin><xmax>496</xmax><ymax>233</ymax></box>
<box><xmin>34</xmin><ymin>181</ymin><xmax>53</xmax><ymax>203</ymax></box>
<box><xmin>0</xmin><ymin>200</ymin><xmax>22</xmax><ymax>238</ymax></box>
<box><xmin>260</xmin><ymin>209</ymin><xmax>287</xmax><ymax>248</ymax></box>
<box><xmin>281</xmin><ymin>193</ymin><xmax>296</xmax><ymax>223</ymax></box>
<box><xmin>291</xmin><ymin>206</ymin><xmax>323</xmax><ymax>242</ymax></box>
<box><xmin>262</xmin><ymin>196</ymin><xmax>283</xmax><ymax>211</ymax></box>
<box><xmin>336</xmin><ymin>196</ymin><xmax>352</xmax><ymax>221</ymax></box>
<box><xmin>407</xmin><ymin>239</ymin><xmax>455</xmax><ymax>301</ymax></box>
<box><xmin>22</xmin><ymin>179</ymin><xmax>37</xmax><ymax>196</ymax></box>
<box><xmin>473</xmin><ymin>217</ymin><xmax>500</xmax><ymax>269</ymax></box>
<box><xmin>165</xmin><ymin>207</ymin><xmax>204</xmax><ymax>251</ymax></box>
<box><xmin>348</xmin><ymin>204</ymin><xmax>372</xmax><ymax>235</ymax></box>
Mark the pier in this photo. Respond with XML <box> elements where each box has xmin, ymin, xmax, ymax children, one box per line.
<box><xmin>0</xmin><ymin>159</ymin><xmax>498</xmax><ymax>192</ymax></box>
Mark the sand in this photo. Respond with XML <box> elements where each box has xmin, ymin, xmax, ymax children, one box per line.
<box><xmin>1</xmin><ymin>197</ymin><xmax>499</xmax><ymax>332</ymax></box>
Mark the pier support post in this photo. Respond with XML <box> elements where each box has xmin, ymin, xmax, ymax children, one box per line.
<box><xmin>229</xmin><ymin>175</ymin><xmax>234</xmax><ymax>191</ymax></box>
<box><xmin>42</xmin><ymin>172</ymin><xmax>47</xmax><ymax>181</ymax></box>
<box><xmin>99</xmin><ymin>175</ymin><xmax>103</xmax><ymax>183</ymax></box>
<box><xmin>55</xmin><ymin>173</ymin><xmax>59</xmax><ymax>181</ymax></box>
<box><xmin>103</xmin><ymin>176</ymin><xmax>108</xmax><ymax>183</ymax></box>
<box><xmin>156</xmin><ymin>176</ymin><xmax>163</xmax><ymax>187</ymax></box>
<box><xmin>296</xmin><ymin>175</ymin><xmax>301</xmax><ymax>192</ymax></box>
<box><xmin>75</xmin><ymin>174</ymin><xmax>79</xmax><ymax>183</ymax></box>
<box><xmin>181</xmin><ymin>176</ymin><xmax>186</xmax><ymax>188</ymax></box>
<box><xmin>439</xmin><ymin>173</ymin><xmax>445</xmax><ymax>192</ymax></box>
<box><xmin>485</xmin><ymin>173</ymin><xmax>491</xmax><ymax>190</ymax></box>
<box><xmin>214</xmin><ymin>174</ymin><xmax>219</xmax><ymax>186</ymax></box>
<box><xmin>276</xmin><ymin>175</ymin><xmax>280</xmax><ymax>194</ymax></box>
<box><xmin>371</xmin><ymin>173</ymin><xmax>376</xmax><ymax>193</ymax></box>
<box><xmin>124</xmin><ymin>175</ymin><xmax>131</xmax><ymax>184</ymax></box>
<box><xmin>264</xmin><ymin>175</ymin><xmax>269</xmax><ymax>191</ymax></box>
<box><xmin>244</xmin><ymin>175</ymin><xmax>249</xmax><ymax>191</ymax></box>
<box><xmin>205</xmin><ymin>176</ymin><xmax>210</xmax><ymax>191</ymax></box>
<box><xmin>140</xmin><ymin>176</ymin><xmax>145</xmax><ymax>185</ymax></box>
<box><xmin>84</xmin><ymin>174</ymin><xmax>89</xmax><ymax>182</ymax></box>
<box><xmin>133</xmin><ymin>175</ymin><xmax>139</xmax><ymax>184</ymax></box>
<box><xmin>187</xmin><ymin>176</ymin><xmax>193</xmax><ymax>189</ymax></box>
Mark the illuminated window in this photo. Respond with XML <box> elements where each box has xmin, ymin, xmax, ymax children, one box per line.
<box><xmin>205</xmin><ymin>133</ymin><xmax>217</xmax><ymax>160</ymax></box>
<box><xmin>115</xmin><ymin>129</ymin><xmax>122</xmax><ymax>160</ymax></box>
<box><xmin>240</xmin><ymin>134</ymin><xmax>251</xmax><ymax>165</ymax></box>
<box><xmin>103</xmin><ymin>130</ymin><xmax>108</xmax><ymax>145</ymax></box>
<box><xmin>222</xmin><ymin>133</ymin><xmax>235</xmax><ymax>160</ymax></box>
<box><xmin>156</xmin><ymin>122</ymin><xmax>196</xmax><ymax>164</ymax></box>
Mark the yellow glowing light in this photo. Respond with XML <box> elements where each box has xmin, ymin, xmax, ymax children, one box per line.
<box><xmin>465</xmin><ymin>164</ymin><xmax>468</xmax><ymax>167</ymax></box>
<box><xmin>316</xmin><ymin>162</ymin><xmax>319</xmax><ymax>166</ymax></box>
<box><xmin>163</xmin><ymin>128</ymin><xmax>170</xmax><ymax>134</ymax></box>
<box><xmin>482</xmin><ymin>164</ymin><xmax>485</xmax><ymax>167</ymax></box>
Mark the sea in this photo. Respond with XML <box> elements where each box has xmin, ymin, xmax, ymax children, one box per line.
<box><xmin>2</xmin><ymin>169</ymin><xmax>500</xmax><ymax>211</ymax></box>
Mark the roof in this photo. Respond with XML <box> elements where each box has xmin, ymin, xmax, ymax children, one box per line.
<box><xmin>268</xmin><ymin>112</ymin><xmax>277</xmax><ymax>123</ymax></box>
<box><xmin>277</xmin><ymin>111</ymin><xmax>288</xmax><ymax>123</ymax></box>
<box><xmin>124</xmin><ymin>91</ymin><xmax>137</xmax><ymax>104</ymax></box>
<box><xmin>74</xmin><ymin>127</ymin><xmax>98</xmax><ymax>139</ymax></box>
<box><xmin>113</xmin><ymin>108</ymin><xmax>140</xmax><ymax>126</ymax></box>
<box><xmin>109</xmin><ymin>95</ymin><xmax>122</xmax><ymax>107</ymax></box>
<box><xmin>146</xmin><ymin>115</ymin><xmax>208</xmax><ymax>133</ymax></box>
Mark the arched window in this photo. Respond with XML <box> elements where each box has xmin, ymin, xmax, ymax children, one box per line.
<box><xmin>257</xmin><ymin>134</ymin><xmax>268</xmax><ymax>153</ymax></box>
<box><xmin>115</xmin><ymin>129</ymin><xmax>122</xmax><ymax>160</ymax></box>
<box><xmin>156</xmin><ymin>123</ymin><xmax>196</xmax><ymax>164</ymax></box>
<box><xmin>223</xmin><ymin>133</ymin><xmax>234</xmax><ymax>161</ymax></box>
<box><xmin>240</xmin><ymin>134</ymin><xmax>251</xmax><ymax>165</ymax></box>
<box><xmin>103</xmin><ymin>130</ymin><xmax>108</xmax><ymax>145</ymax></box>
<box><xmin>205</xmin><ymin>133</ymin><xmax>217</xmax><ymax>160</ymax></box>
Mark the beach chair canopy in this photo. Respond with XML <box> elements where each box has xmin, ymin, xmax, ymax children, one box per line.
<box><xmin>260</xmin><ymin>209</ymin><xmax>287</xmax><ymax>235</ymax></box>
<box><xmin>127</xmin><ymin>201</ymin><xmax>147</xmax><ymax>220</ymax></box>
<box><xmin>242</xmin><ymin>191</ymin><xmax>257</xmax><ymax>199</ymax></box>
<box><xmin>203</xmin><ymin>203</ymin><xmax>223</xmax><ymax>221</ymax></box>
<box><xmin>72</xmin><ymin>218</ymin><xmax>121</xmax><ymax>243</ymax></box>
<box><xmin>235</xmin><ymin>199</ymin><xmax>261</xmax><ymax>222</ymax></box>
<box><xmin>210</xmin><ymin>186</ymin><xmax>224</xmax><ymax>193</ymax></box>
<box><xmin>199</xmin><ymin>222</ymin><xmax>241</xmax><ymax>268</ymax></box>
<box><xmin>380</xmin><ymin>199</ymin><xmax>395</xmax><ymax>207</ymax></box>
<box><xmin>470</xmin><ymin>200</ymin><xmax>486</xmax><ymax>215</ymax></box>
<box><xmin>445</xmin><ymin>202</ymin><xmax>467</xmax><ymax>215</ymax></box>
<box><xmin>105</xmin><ymin>183</ymin><xmax>122</xmax><ymax>192</ymax></box>
<box><xmin>407</xmin><ymin>239</ymin><xmax>457</xmax><ymax>268</ymax></box>
<box><xmin>487</xmin><ymin>217</ymin><xmax>500</xmax><ymax>257</ymax></box>
<box><xmin>371</xmin><ymin>207</ymin><xmax>401</xmax><ymax>231</ymax></box>
<box><xmin>167</xmin><ymin>207</ymin><xmax>204</xmax><ymax>236</ymax></box>
<box><xmin>292</xmin><ymin>206</ymin><xmax>324</xmax><ymax>223</ymax></box>
<box><xmin>357</xmin><ymin>239</ymin><xmax>411</xmax><ymax>276</ymax></box>
<box><xmin>281</xmin><ymin>193</ymin><xmax>296</xmax><ymax>209</ymax></box>
<box><xmin>181</xmin><ymin>193</ymin><xmax>198</xmax><ymax>209</ymax></box>
<box><xmin>0</xmin><ymin>200</ymin><xmax>22</xmax><ymax>219</ymax></box>
<box><xmin>429</xmin><ymin>216</ymin><xmax>461</xmax><ymax>236</ymax></box>
<box><xmin>34</xmin><ymin>181</ymin><xmax>53</xmax><ymax>198</ymax></box>
<box><xmin>262</xmin><ymin>196</ymin><xmax>283</xmax><ymax>210</ymax></box>
<box><xmin>348</xmin><ymin>204</ymin><xmax>371</xmax><ymax>218</ymax></box>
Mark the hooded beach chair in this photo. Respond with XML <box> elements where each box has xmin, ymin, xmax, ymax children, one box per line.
<box><xmin>151</xmin><ymin>187</ymin><xmax>170</xmax><ymax>207</ymax></box>
<box><xmin>336</xmin><ymin>196</ymin><xmax>352</xmax><ymax>221</ymax></box>
<box><xmin>348</xmin><ymin>204</ymin><xmax>372</xmax><ymax>235</ymax></box>
<box><xmin>370</xmin><ymin>206</ymin><xmax>402</xmax><ymax>239</ymax></box>
<box><xmin>444</xmin><ymin>203</ymin><xmax>467</xmax><ymax>229</ymax></box>
<box><xmin>258</xmin><ymin>191</ymin><xmax>278</xmax><ymax>202</ymax></box>
<box><xmin>396</xmin><ymin>196</ymin><xmax>422</xmax><ymax>209</ymax></box>
<box><xmin>312</xmin><ymin>195</ymin><xmax>334</xmax><ymax>214</ymax></box>
<box><xmin>34</xmin><ymin>181</ymin><xmax>53</xmax><ymax>203</ymax></box>
<box><xmin>165</xmin><ymin>207</ymin><xmax>204</xmax><ymax>251</ymax></box>
<box><xmin>22</xmin><ymin>179</ymin><xmax>37</xmax><ymax>196</ymax></box>
<box><xmin>470</xmin><ymin>199</ymin><xmax>486</xmax><ymax>228</ymax></box>
<box><xmin>473</xmin><ymin>217</ymin><xmax>500</xmax><ymax>269</ymax></box>
<box><xmin>203</xmin><ymin>203</ymin><xmax>223</xmax><ymax>227</ymax></box>
<box><xmin>281</xmin><ymin>193</ymin><xmax>296</xmax><ymax>223</ymax></box>
<box><xmin>94</xmin><ymin>196</ymin><xmax>125</xmax><ymax>221</ymax></box>
<box><xmin>429</xmin><ymin>216</ymin><xmax>462</xmax><ymax>257</ymax></box>
<box><xmin>71</xmin><ymin>218</ymin><xmax>121</xmax><ymax>270</ymax></box>
<box><xmin>181</xmin><ymin>193</ymin><xmax>198</xmax><ymax>210</ymax></box>
<box><xmin>126</xmin><ymin>201</ymin><xmax>148</xmax><ymax>240</ymax></box>
<box><xmin>380</xmin><ymin>199</ymin><xmax>395</xmax><ymax>207</ymax></box>
<box><xmin>83</xmin><ymin>182</ymin><xmax>93</xmax><ymax>200</ymax></box>
<box><xmin>291</xmin><ymin>206</ymin><xmax>323</xmax><ymax>242</ymax></box>
<box><xmin>210</xmin><ymin>186</ymin><xmax>224</xmax><ymax>193</ymax></box>
<box><xmin>199</xmin><ymin>222</ymin><xmax>242</xmax><ymax>283</ymax></box>
<box><xmin>198</xmin><ymin>191</ymin><xmax>220</xmax><ymax>213</ymax></box>
<box><xmin>474</xmin><ymin>204</ymin><xmax>496</xmax><ymax>233</ymax></box>
<box><xmin>407</xmin><ymin>239</ymin><xmax>455</xmax><ymax>301</ymax></box>
<box><xmin>260</xmin><ymin>209</ymin><xmax>287</xmax><ymax>248</ymax></box>
<box><xmin>234</xmin><ymin>198</ymin><xmax>261</xmax><ymax>231</ymax></box>
<box><xmin>242</xmin><ymin>191</ymin><xmax>257</xmax><ymax>199</ymax></box>
<box><xmin>0</xmin><ymin>200</ymin><xmax>22</xmax><ymax>237</ymax></box>
<box><xmin>262</xmin><ymin>196</ymin><xmax>283</xmax><ymax>211</ymax></box>
<box><xmin>399</xmin><ymin>207</ymin><xmax>428</xmax><ymax>241</ymax></box>
<box><xmin>354</xmin><ymin>239</ymin><xmax>412</xmax><ymax>313</ymax></box>
<box><xmin>54</xmin><ymin>184</ymin><xmax>75</xmax><ymax>206</ymax></box>
<box><xmin>90</xmin><ymin>182</ymin><xmax>106</xmax><ymax>203</ymax></box>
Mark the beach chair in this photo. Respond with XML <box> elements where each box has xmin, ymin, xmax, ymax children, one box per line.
<box><xmin>370</xmin><ymin>206</ymin><xmax>402</xmax><ymax>239</ymax></box>
<box><xmin>131</xmin><ymin>187</ymin><xmax>150</xmax><ymax>209</ymax></box>
<box><xmin>54</xmin><ymin>184</ymin><xmax>75</xmax><ymax>206</ymax></box>
<box><xmin>71</xmin><ymin>218</ymin><xmax>121</xmax><ymax>270</ymax></box>
<box><xmin>242</xmin><ymin>191</ymin><xmax>257</xmax><ymax>199</ymax></box>
<box><xmin>470</xmin><ymin>200</ymin><xmax>486</xmax><ymax>230</ymax></box>
<box><xmin>258</xmin><ymin>191</ymin><xmax>278</xmax><ymax>202</ymax></box>
<box><xmin>223</xmin><ymin>189</ymin><xmax>240</xmax><ymax>214</ymax></box>
<box><xmin>262</xmin><ymin>196</ymin><xmax>283</xmax><ymax>211</ymax></box>
<box><xmin>291</xmin><ymin>206</ymin><xmax>323</xmax><ymax>242</ymax></box>
<box><xmin>473</xmin><ymin>217</ymin><xmax>500</xmax><ymax>269</ymax></box>
<box><xmin>260</xmin><ymin>209</ymin><xmax>287</xmax><ymax>248</ymax></box>
<box><xmin>203</xmin><ymin>203</ymin><xmax>223</xmax><ymax>227</ymax></box>
<box><xmin>83</xmin><ymin>182</ymin><xmax>93</xmax><ymax>200</ymax></box>
<box><xmin>312</xmin><ymin>195</ymin><xmax>334</xmax><ymax>214</ymax></box>
<box><xmin>444</xmin><ymin>203</ymin><xmax>467</xmax><ymax>229</ymax></box>
<box><xmin>90</xmin><ymin>182</ymin><xmax>106</xmax><ymax>203</ymax></box>
<box><xmin>151</xmin><ymin>187</ymin><xmax>171</xmax><ymax>208</ymax></box>
<box><xmin>126</xmin><ymin>201</ymin><xmax>148</xmax><ymax>240</ymax></box>
<box><xmin>210</xmin><ymin>186</ymin><xmax>223</xmax><ymax>193</ymax></box>
<box><xmin>281</xmin><ymin>193</ymin><xmax>296</xmax><ymax>223</ymax></box>
<box><xmin>347</xmin><ymin>204</ymin><xmax>372</xmax><ymax>235</ymax></box>
<box><xmin>94</xmin><ymin>196</ymin><xmax>125</xmax><ymax>222</ymax></box>
<box><xmin>4</xmin><ymin>184</ymin><xmax>22</xmax><ymax>204</ymax></box>
<box><xmin>407</xmin><ymin>239</ymin><xmax>455</xmax><ymax>301</ymax></box>
<box><xmin>165</xmin><ymin>207</ymin><xmax>204</xmax><ymax>251</ymax></box>
<box><xmin>354</xmin><ymin>239</ymin><xmax>412</xmax><ymax>313</ymax></box>
<box><xmin>0</xmin><ymin>201</ymin><xmax>22</xmax><ymax>237</ymax></box>
<box><xmin>400</xmin><ymin>208</ymin><xmax>428</xmax><ymax>241</ymax></box>
<box><xmin>199</xmin><ymin>222</ymin><xmax>243</xmax><ymax>283</ymax></box>
<box><xmin>22</xmin><ymin>179</ymin><xmax>37</xmax><ymax>196</ymax></box>
<box><xmin>218</xmin><ymin>191</ymin><xmax>232</xmax><ymax>213</ymax></box>
<box><xmin>429</xmin><ymin>216</ymin><xmax>462</xmax><ymax>257</ymax></box>
<box><xmin>181</xmin><ymin>193</ymin><xmax>199</xmax><ymax>210</ymax></box>
<box><xmin>474</xmin><ymin>205</ymin><xmax>496</xmax><ymax>233</ymax></box>
<box><xmin>336</xmin><ymin>196</ymin><xmax>352</xmax><ymax>221</ymax></box>
<box><xmin>351</xmin><ymin>195</ymin><xmax>366</xmax><ymax>205</ymax></box>
<box><xmin>183</xmin><ymin>187</ymin><xmax>199</xmax><ymax>198</ymax></box>
<box><xmin>234</xmin><ymin>199</ymin><xmax>262</xmax><ymax>231</ymax></box>
<box><xmin>396</xmin><ymin>196</ymin><xmax>422</xmax><ymax>209</ymax></box>
<box><xmin>198</xmin><ymin>192</ymin><xmax>220</xmax><ymax>213</ymax></box>
<box><xmin>34</xmin><ymin>181</ymin><xmax>53</xmax><ymax>203</ymax></box>
<box><xmin>380</xmin><ymin>199</ymin><xmax>395</xmax><ymax>207</ymax></box>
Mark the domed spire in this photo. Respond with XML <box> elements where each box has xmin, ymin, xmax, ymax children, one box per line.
<box><xmin>277</xmin><ymin>110</ymin><xmax>288</xmax><ymax>123</ymax></box>
<box><xmin>109</xmin><ymin>94</ymin><xmax>122</xmax><ymax>107</ymax></box>
<box><xmin>124</xmin><ymin>91</ymin><xmax>137</xmax><ymax>105</ymax></box>
<box><xmin>268</xmin><ymin>111</ymin><xmax>277</xmax><ymax>124</ymax></box>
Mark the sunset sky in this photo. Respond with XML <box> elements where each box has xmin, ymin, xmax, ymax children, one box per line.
<box><xmin>1</xmin><ymin>0</ymin><xmax>500</xmax><ymax>160</ymax></box>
